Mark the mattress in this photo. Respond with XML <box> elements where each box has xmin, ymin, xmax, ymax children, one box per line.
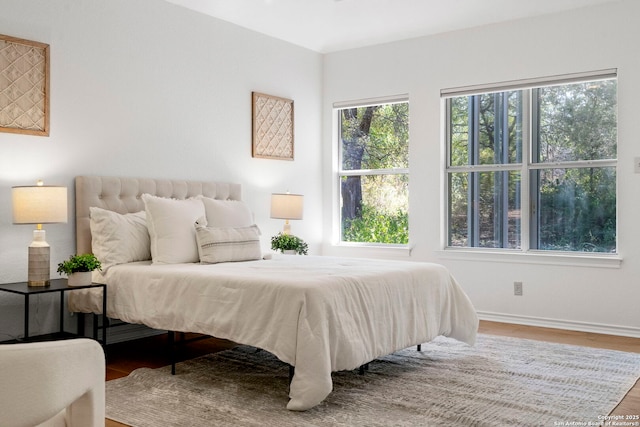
<box><xmin>69</xmin><ymin>254</ymin><xmax>478</xmax><ymax>410</ymax></box>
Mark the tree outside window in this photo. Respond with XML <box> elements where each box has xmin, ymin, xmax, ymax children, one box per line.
<box><xmin>337</xmin><ymin>100</ymin><xmax>409</xmax><ymax>244</ymax></box>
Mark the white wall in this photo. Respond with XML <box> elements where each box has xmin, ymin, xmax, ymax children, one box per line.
<box><xmin>323</xmin><ymin>0</ymin><xmax>640</xmax><ymax>337</ymax></box>
<box><xmin>0</xmin><ymin>0</ymin><xmax>323</xmax><ymax>339</ymax></box>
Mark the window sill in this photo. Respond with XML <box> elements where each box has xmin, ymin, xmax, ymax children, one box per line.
<box><xmin>435</xmin><ymin>248</ymin><xmax>622</xmax><ymax>269</ymax></box>
<box><xmin>327</xmin><ymin>243</ymin><xmax>413</xmax><ymax>258</ymax></box>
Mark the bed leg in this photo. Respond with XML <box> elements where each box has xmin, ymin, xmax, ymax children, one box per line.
<box><xmin>77</xmin><ymin>312</ymin><xmax>85</xmax><ymax>336</ymax></box>
<box><xmin>288</xmin><ymin>365</ymin><xmax>295</xmax><ymax>385</ymax></box>
<box><xmin>417</xmin><ymin>344</ymin><xmax>421</xmax><ymax>352</ymax></box>
<box><xmin>358</xmin><ymin>363</ymin><xmax>369</xmax><ymax>375</ymax></box>
<box><xmin>168</xmin><ymin>331</ymin><xmax>176</xmax><ymax>375</ymax></box>
<box><xmin>92</xmin><ymin>313</ymin><xmax>99</xmax><ymax>341</ymax></box>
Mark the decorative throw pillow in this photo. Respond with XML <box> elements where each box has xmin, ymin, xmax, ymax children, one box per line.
<box><xmin>199</xmin><ymin>196</ymin><xmax>253</xmax><ymax>228</ymax></box>
<box><xmin>195</xmin><ymin>223</ymin><xmax>262</xmax><ymax>264</ymax></box>
<box><xmin>89</xmin><ymin>207</ymin><xmax>150</xmax><ymax>272</ymax></box>
<box><xmin>142</xmin><ymin>194</ymin><xmax>206</xmax><ymax>264</ymax></box>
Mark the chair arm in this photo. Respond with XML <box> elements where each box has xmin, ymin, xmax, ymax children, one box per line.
<box><xmin>0</xmin><ymin>339</ymin><xmax>105</xmax><ymax>427</ymax></box>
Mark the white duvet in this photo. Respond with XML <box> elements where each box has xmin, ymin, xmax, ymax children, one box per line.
<box><xmin>69</xmin><ymin>255</ymin><xmax>478</xmax><ymax>410</ymax></box>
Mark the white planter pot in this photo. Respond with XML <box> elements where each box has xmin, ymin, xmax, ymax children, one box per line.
<box><xmin>67</xmin><ymin>271</ymin><xmax>92</xmax><ymax>287</ymax></box>
<box><xmin>283</xmin><ymin>250</ymin><xmax>297</xmax><ymax>255</ymax></box>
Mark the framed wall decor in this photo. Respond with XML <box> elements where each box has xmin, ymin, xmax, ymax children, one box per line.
<box><xmin>0</xmin><ymin>34</ymin><xmax>50</xmax><ymax>136</ymax></box>
<box><xmin>252</xmin><ymin>92</ymin><xmax>294</xmax><ymax>160</ymax></box>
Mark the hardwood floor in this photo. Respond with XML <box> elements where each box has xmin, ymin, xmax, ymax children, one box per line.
<box><xmin>104</xmin><ymin>321</ymin><xmax>640</xmax><ymax>426</ymax></box>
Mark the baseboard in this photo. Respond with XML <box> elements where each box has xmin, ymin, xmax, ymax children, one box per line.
<box><xmin>478</xmin><ymin>311</ymin><xmax>640</xmax><ymax>339</ymax></box>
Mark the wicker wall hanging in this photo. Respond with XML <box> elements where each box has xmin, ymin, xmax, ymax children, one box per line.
<box><xmin>252</xmin><ymin>92</ymin><xmax>294</xmax><ymax>160</ymax></box>
<box><xmin>0</xmin><ymin>34</ymin><xmax>50</xmax><ymax>136</ymax></box>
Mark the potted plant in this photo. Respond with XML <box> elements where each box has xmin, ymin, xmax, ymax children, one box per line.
<box><xmin>270</xmin><ymin>233</ymin><xmax>308</xmax><ymax>255</ymax></box>
<box><xmin>57</xmin><ymin>253</ymin><xmax>102</xmax><ymax>286</ymax></box>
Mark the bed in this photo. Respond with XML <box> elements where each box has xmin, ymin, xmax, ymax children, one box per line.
<box><xmin>68</xmin><ymin>175</ymin><xmax>478</xmax><ymax>411</ymax></box>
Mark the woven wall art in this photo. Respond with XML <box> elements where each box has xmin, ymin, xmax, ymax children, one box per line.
<box><xmin>252</xmin><ymin>92</ymin><xmax>294</xmax><ymax>160</ymax></box>
<box><xmin>0</xmin><ymin>34</ymin><xmax>50</xmax><ymax>136</ymax></box>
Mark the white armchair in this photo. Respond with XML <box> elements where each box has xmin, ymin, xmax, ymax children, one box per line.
<box><xmin>0</xmin><ymin>338</ymin><xmax>105</xmax><ymax>427</ymax></box>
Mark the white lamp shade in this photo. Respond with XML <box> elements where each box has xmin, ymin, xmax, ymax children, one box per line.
<box><xmin>270</xmin><ymin>193</ymin><xmax>303</xmax><ymax>220</ymax></box>
<box><xmin>12</xmin><ymin>185</ymin><xmax>68</xmax><ymax>224</ymax></box>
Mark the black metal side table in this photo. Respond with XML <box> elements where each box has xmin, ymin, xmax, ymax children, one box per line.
<box><xmin>0</xmin><ymin>278</ymin><xmax>107</xmax><ymax>345</ymax></box>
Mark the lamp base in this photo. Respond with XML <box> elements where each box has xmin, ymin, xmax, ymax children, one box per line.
<box><xmin>27</xmin><ymin>280</ymin><xmax>50</xmax><ymax>287</ymax></box>
<box><xmin>28</xmin><ymin>230</ymin><xmax>50</xmax><ymax>287</ymax></box>
<box><xmin>282</xmin><ymin>221</ymin><xmax>292</xmax><ymax>235</ymax></box>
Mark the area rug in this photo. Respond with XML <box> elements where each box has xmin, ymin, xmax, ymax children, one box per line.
<box><xmin>105</xmin><ymin>334</ymin><xmax>640</xmax><ymax>427</ymax></box>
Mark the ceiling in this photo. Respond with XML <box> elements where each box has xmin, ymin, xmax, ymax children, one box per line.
<box><xmin>164</xmin><ymin>0</ymin><xmax>619</xmax><ymax>53</ymax></box>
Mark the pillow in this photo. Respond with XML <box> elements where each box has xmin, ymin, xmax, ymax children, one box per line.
<box><xmin>195</xmin><ymin>223</ymin><xmax>262</xmax><ymax>264</ymax></box>
<box><xmin>199</xmin><ymin>196</ymin><xmax>253</xmax><ymax>228</ymax></box>
<box><xmin>89</xmin><ymin>207</ymin><xmax>150</xmax><ymax>271</ymax></box>
<box><xmin>142</xmin><ymin>194</ymin><xmax>206</xmax><ymax>264</ymax></box>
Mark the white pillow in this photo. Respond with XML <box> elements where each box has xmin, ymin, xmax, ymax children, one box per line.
<box><xmin>89</xmin><ymin>207</ymin><xmax>151</xmax><ymax>272</ymax></box>
<box><xmin>199</xmin><ymin>197</ymin><xmax>253</xmax><ymax>228</ymax></box>
<box><xmin>195</xmin><ymin>224</ymin><xmax>262</xmax><ymax>264</ymax></box>
<box><xmin>142</xmin><ymin>194</ymin><xmax>206</xmax><ymax>264</ymax></box>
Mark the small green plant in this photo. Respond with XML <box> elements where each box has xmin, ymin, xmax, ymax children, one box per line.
<box><xmin>57</xmin><ymin>253</ymin><xmax>102</xmax><ymax>276</ymax></box>
<box><xmin>270</xmin><ymin>233</ymin><xmax>308</xmax><ymax>255</ymax></box>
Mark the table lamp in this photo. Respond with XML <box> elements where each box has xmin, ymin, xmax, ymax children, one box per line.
<box><xmin>12</xmin><ymin>180</ymin><xmax>68</xmax><ymax>286</ymax></box>
<box><xmin>270</xmin><ymin>192</ymin><xmax>303</xmax><ymax>234</ymax></box>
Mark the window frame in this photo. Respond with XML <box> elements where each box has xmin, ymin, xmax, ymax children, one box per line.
<box><xmin>442</xmin><ymin>70</ymin><xmax>619</xmax><ymax>260</ymax></box>
<box><xmin>333</xmin><ymin>95</ymin><xmax>410</xmax><ymax>247</ymax></box>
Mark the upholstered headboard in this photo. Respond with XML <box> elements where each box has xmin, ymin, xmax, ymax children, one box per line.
<box><xmin>75</xmin><ymin>176</ymin><xmax>242</xmax><ymax>255</ymax></box>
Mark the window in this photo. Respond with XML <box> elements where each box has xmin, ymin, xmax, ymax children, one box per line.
<box><xmin>335</xmin><ymin>97</ymin><xmax>409</xmax><ymax>245</ymax></box>
<box><xmin>444</xmin><ymin>71</ymin><xmax>617</xmax><ymax>253</ymax></box>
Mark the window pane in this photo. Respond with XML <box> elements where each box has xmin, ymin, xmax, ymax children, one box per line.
<box><xmin>449</xmin><ymin>91</ymin><xmax>523</xmax><ymax>166</ymax></box>
<box><xmin>536</xmin><ymin>79</ymin><xmax>617</xmax><ymax>163</ymax></box>
<box><xmin>534</xmin><ymin>167</ymin><xmax>616</xmax><ymax>252</ymax></box>
<box><xmin>448</xmin><ymin>171</ymin><xmax>521</xmax><ymax>249</ymax></box>
<box><xmin>449</xmin><ymin>97</ymin><xmax>470</xmax><ymax>167</ymax></box>
<box><xmin>338</xmin><ymin>99</ymin><xmax>409</xmax><ymax>245</ymax></box>
<box><xmin>340</xmin><ymin>103</ymin><xmax>409</xmax><ymax>171</ymax></box>
<box><xmin>341</xmin><ymin>174</ymin><xmax>408</xmax><ymax>244</ymax></box>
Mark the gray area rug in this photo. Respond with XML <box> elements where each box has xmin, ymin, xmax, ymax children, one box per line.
<box><xmin>106</xmin><ymin>334</ymin><xmax>640</xmax><ymax>426</ymax></box>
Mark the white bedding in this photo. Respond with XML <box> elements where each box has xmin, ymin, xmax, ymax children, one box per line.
<box><xmin>69</xmin><ymin>254</ymin><xmax>478</xmax><ymax>410</ymax></box>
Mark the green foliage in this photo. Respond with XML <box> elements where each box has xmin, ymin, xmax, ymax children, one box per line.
<box><xmin>342</xmin><ymin>204</ymin><xmax>408</xmax><ymax>244</ymax></box>
<box><xmin>270</xmin><ymin>233</ymin><xmax>308</xmax><ymax>255</ymax></box>
<box><xmin>537</xmin><ymin>80</ymin><xmax>617</xmax><ymax>162</ymax></box>
<box><xmin>341</xmin><ymin>103</ymin><xmax>409</xmax><ymax>171</ymax></box>
<box><xmin>57</xmin><ymin>253</ymin><xmax>102</xmax><ymax>276</ymax></box>
<box><xmin>537</xmin><ymin>167</ymin><xmax>616</xmax><ymax>252</ymax></box>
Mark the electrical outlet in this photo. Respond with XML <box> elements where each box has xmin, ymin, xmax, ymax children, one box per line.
<box><xmin>514</xmin><ymin>281</ymin><xmax>523</xmax><ymax>296</ymax></box>
<box><xmin>635</xmin><ymin>157</ymin><xmax>640</xmax><ymax>174</ymax></box>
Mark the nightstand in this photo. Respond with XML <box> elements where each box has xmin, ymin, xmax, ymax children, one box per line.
<box><xmin>0</xmin><ymin>278</ymin><xmax>107</xmax><ymax>345</ymax></box>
